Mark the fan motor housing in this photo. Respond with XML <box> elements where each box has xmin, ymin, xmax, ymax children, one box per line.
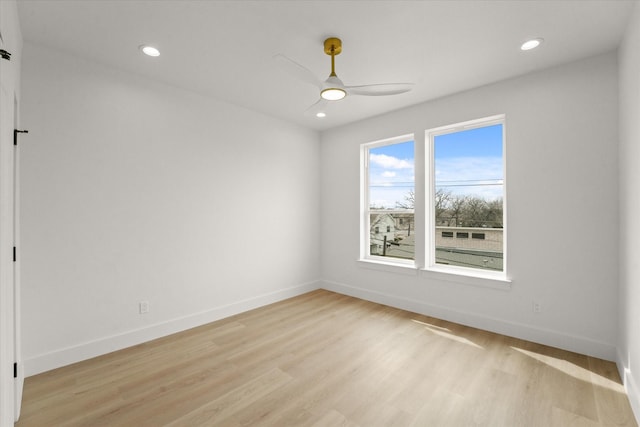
<box><xmin>324</xmin><ymin>37</ymin><xmax>342</xmax><ymax>55</ymax></box>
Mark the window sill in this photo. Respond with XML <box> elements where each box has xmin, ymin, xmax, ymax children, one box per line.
<box><xmin>355</xmin><ymin>259</ymin><xmax>511</xmax><ymax>290</ymax></box>
<box><xmin>420</xmin><ymin>266</ymin><xmax>511</xmax><ymax>291</ymax></box>
<box><xmin>357</xmin><ymin>258</ymin><xmax>418</xmax><ymax>276</ymax></box>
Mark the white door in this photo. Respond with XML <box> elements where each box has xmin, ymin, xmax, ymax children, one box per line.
<box><xmin>13</xmin><ymin>96</ymin><xmax>23</xmax><ymax>420</ymax></box>
<box><xmin>0</xmin><ymin>65</ymin><xmax>16</xmax><ymax>426</ymax></box>
<box><xmin>0</xmin><ymin>31</ymin><xmax>22</xmax><ymax>423</ymax></box>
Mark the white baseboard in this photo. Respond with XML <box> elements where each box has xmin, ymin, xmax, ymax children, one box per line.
<box><xmin>25</xmin><ymin>278</ymin><xmax>619</xmax><ymax>377</ymax></box>
<box><xmin>25</xmin><ymin>280</ymin><xmax>321</xmax><ymax>376</ymax></box>
<box><xmin>618</xmin><ymin>349</ymin><xmax>640</xmax><ymax>425</ymax></box>
<box><xmin>321</xmin><ymin>279</ymin><xmax>617</xmax><ymax>361</ymax></box>
<box><xmin>626</xmin><ymin>373</ymin><xmax>640</xmax><ymax>425</ymax></box>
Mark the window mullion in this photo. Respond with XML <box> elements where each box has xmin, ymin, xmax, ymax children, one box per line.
<box><xmin>413</xmin><ymin>131</ymin><xmax>427</xmax><ymax>269</ymax></box>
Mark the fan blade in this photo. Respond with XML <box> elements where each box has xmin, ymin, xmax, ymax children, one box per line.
<box><xmin>346</xmin><ymin>83</ymin><xmax>414</xmax><ymax>96</ymax></box>
<box><xmin>304</xmin><ymin>98</ymin><xmax>329</xmax><ymax>117</ymax></box>
<box><xmin>273</xmin><ymin>54</ymin><xmax>323</xmax><ymax>89</ymax></box>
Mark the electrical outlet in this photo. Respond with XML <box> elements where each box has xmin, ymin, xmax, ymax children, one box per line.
<box><xmin>532</xmin><ymin>301</ymin><xmax>541</xmax><ymax>313</ymax></box>
<box><xmin>139</xmin><ymin>300</ymin><xmax>149</xmax><ymax>314</ymax></box>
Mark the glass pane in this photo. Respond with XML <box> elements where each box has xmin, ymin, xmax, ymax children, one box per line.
<box><xmin>369</xmin><ymin>212</ymin><xmax>415</xmax><ymax>260</ymax></box>
<box><xmin>434</xmin><ymin>124</ymin><xmax>503</xmax><ymax>271</ymax></box>
<box><xmin>369</xmin><ymin>140</ymin><xmax>414</xmax><ymax>260</ymax></box>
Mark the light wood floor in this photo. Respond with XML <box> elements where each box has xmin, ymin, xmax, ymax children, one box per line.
<box><xmin>17</xmin><ymin>290</ymin><xmax>637</xmax><ymax>426</ymax></box>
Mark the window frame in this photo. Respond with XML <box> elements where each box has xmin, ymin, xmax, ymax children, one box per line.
<box><xmin>425</xmin><ymin>115</ymin><xmax>507</xmax><ymax>280</ymax></box>
<box><xmin>358</xmin><ymin>116</ymin><xmax>509</xmax><ymax>287</ymax></box>
<box><xmin>360</xmin><ymin>134</ymin><xmax>416</xmax><ymax>267</ymax></box>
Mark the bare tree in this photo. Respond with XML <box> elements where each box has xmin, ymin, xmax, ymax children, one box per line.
<box><xmin>395</xmin><ymin>189</ymin><xmax>503</xmax><ymax>229</ymax></box>
<box><xmin>461</xmin><ymin>197</ymin><xmax>489</xmax><ymax>227</ymax></box>
<box><xmin>434</xmin><ymin>189</ymin><xmax>452</xmax><ymax>224</ymax></box>
<box><xmin>448</xmin><ymin>195</ymin><xmax>468</xmax><ymax>227</ymax></box>
<box><xmin>396</xmin><ymin>190</ymin><xmax>415</xmax><ymax>209</ymax></box>
<box><xmin>485</xmin><ymin>198</ymin><xmax>504</xmax><ymax>228</ymax></box>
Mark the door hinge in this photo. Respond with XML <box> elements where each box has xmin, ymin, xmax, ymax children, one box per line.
<box><xmin>14</xmin><ymin>129</ymin><xmax>28</xmax><ymax>146</ymax></box>
<box><xmin>13</xmin><ymin>246</ymin><xmax>16</xmax><ymax>262</ymax></box>
<box><xmin>0</xmin><ymin>49</ymin><xmax>10</xmax><ymax>61</ymax></box>
<box><xmin>13</xmin><ymin>363</ymin><xmax>17</xmax><ymax>378</ymax></box>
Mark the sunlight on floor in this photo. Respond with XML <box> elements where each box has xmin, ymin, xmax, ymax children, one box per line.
<box><xmin>512</xmin><ymin>347</ymin><xmax>625</xmax><ymax>393</ymax></box>
<box><xmin>411</xmin><ymin>319</ymin><xmax>484</xmax><ymax>349</ymax></box>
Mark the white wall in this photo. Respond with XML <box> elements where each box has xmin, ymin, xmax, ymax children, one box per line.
<box><xmin>619</xmin><ymin>2</ymin><xmax>640</xmax><ymax>419</ymax></box>
<box><xmin>320</xmin><ymin>52</ymin><xmax>619</xmax><ymax>361</ymax></box>
<box><xmin>20</xmin><ymin>42</ymin><xmax>321</xmax><ymax>375</ymax></box>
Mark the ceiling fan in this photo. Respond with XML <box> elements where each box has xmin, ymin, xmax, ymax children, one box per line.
<box><xmin>275</xmin><ymin>37</ymin><xmax>414</xmax><ymax>115</ymax></box>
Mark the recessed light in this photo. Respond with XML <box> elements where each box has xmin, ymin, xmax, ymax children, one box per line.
<box><xmin>521</xmin><ymin>38</ymin><xmax>543</xmax><ymax>51</ymax></box>
<box><xmin>140</xmin><ymin>45</ymin><xmax>160</xmax><ymax>57</ymax></box>
<box><xmin>316</xmin><ymin>112</ymin><xmax>326</xmax><ymax>118</ymax></box>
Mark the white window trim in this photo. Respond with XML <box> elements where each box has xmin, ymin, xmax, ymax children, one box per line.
<box><xmin>358</xmin><ymin>118</ymin><xmax>510</xmax><ymax>289</ymax></box>
<box><xmin>356</xmin><ymin>258</ymin><xmax>418</xmax><ymax>276</ymax></box>
<box><xmin>360</xmin><ymin>134</ymin><xmax>416</xmax><ymax>267</ymax></box>
<box><xmin>419</xmin><ymin>266</ymin><xmax>511</xmax><ymax>290</ymax></box>
<box><xmin>424</xmin><ymin>114</ymin><xmax>508</xmax><ymax>281</ymax></box>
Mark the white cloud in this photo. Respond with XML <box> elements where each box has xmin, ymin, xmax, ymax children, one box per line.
<box><xmin>382</xmin><ymin>171</ymin><xmax>396</xmax><ymax>178</ymax></box>
<box><xmin>370</xmin><ymin>185</ymin><xmax>414</xmax><ymax>209</ymax></box>
<box><xmin>435</xmin><ymin>157</ymin><xmax>502</xmax><ymax>181</ymax></box>
<box><xmin>370</xmin><ymin>153</ymin><xmax>413</xmax><ymax>169</ymax></box>
<box><xmin>434</xmin><ymin>156</ymin><xmax>504</xmax><ymax>200</ymax></box>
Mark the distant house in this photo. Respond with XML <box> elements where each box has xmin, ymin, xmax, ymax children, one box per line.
<box><xmin>370</xmin><ymin>213</ymin><xmax>396</xmax><ymax>255</ymax></box>
<box><xmin>435</xmin><ymin>226</ymin><xmax>503</xmax><ymax>271</ymax></box>
<box><xmin>435</xmin><ymin>226</ymin><xmax>502</xmax><ymax>252</ymax></box>
<box><xmin>392</xmin><ymin>212</ymin><xmax>414</xmax><ymax>232</ymax></box>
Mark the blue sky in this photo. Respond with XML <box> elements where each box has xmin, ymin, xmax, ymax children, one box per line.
<box><xmin>369</xmin><ymin>140</ymin><xmax>415</xmax><ymax>209</ymax></box>
<box><xmin>369</xmin><ymin>124</ymin><xmax>503</xmax><ymax>209</ymax></box>
<box><xmin>434</xmin><ymin>124</ymin><xmax>504</xmax><ymax>200</ymax></box>
<box><xmin>435</xmin><ymin>124</ymin><xmax>503</xmax><ymax>159</ymax></box>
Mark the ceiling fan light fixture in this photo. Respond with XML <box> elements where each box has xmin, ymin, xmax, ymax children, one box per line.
<box><xmin>275</xmin><ymin>36</ymin><xmax>414</xmax><ymax>114</ymax></box>
<box><xmin>321</xmin><ymin>75</ymin><xmax>347</xmax><ymax>101</ymax></box>
<box><xmin>321</xmin><ymin>87</ymin><xmax>346</xmax><ymax>101</ymax></box>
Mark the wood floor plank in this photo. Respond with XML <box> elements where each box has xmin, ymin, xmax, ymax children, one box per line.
<box><xmin>166</xmin><ymin>368</ymin><xmax>293</xmax><ymax>427</ymax></box>
<box><xmin>588</xmin><ymin>356</ymin><xmax>638</xmax><ymax>426</ymax></box>
<box><xmin>310</xmin><ymin>409</ymin><xmax>360</xmax><ymax>427</ymax></box>
<box><xmin>16</xmin><ymin>290</ymin><xmax>638</xmax><ymax>427</ymax></box>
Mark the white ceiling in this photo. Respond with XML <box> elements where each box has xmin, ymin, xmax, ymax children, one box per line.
<box><xmin>16</xmin><ymin>0</ymin><xmax>636</xmax><ymax>131</ymax></box>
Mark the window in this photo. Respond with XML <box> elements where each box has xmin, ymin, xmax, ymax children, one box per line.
<box><xmin>429</xmin><ymin>116</ymin><xmax>505</xmax><ymax>273</ymax></box>
<box><xmin>360</xmin><ymin>115</ymin><xmax>506</xmax><ymax>279</ymax></box>
<box><xmin>362</xmin><ymin>135</ymin><xmax>415</xmax><ymax>263</ymax></box>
